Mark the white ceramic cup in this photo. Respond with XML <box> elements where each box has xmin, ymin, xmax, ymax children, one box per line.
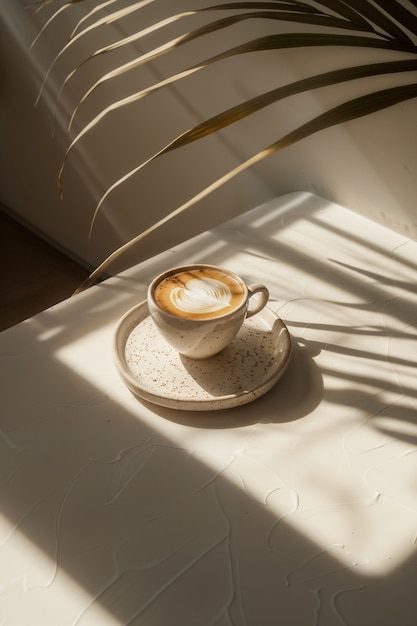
<box><xmin>147</xmin><ymin>264</ymin><xmax>269</xmax><ymax>359</ymax></box>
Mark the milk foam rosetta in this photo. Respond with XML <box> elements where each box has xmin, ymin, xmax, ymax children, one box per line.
<box><xmin>154</xmin><ymin>268</ymin><xmax>246</xmax><ymax>319</ymax></box>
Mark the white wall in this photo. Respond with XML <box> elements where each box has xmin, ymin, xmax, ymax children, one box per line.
<box><xmin>1</xmin><ymin>1</ymin><xmax>417</xmax><ymax>274</ymax></box>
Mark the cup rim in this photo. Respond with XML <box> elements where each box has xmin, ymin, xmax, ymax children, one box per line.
<box><xmin>147</xmin><ymin>263</ymin><xmax>249</xmax><ymax>320</ymax></box>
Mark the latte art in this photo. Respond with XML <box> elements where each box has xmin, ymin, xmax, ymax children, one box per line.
<box><xmin>153</xmin><ymin>267</ymin><xmax>247</xmax><ymax>320</ymax></box>
<box><xmin>171</xmin><ymin>278</ymin><xmax>232</xmax><ymax>314</ymax></box>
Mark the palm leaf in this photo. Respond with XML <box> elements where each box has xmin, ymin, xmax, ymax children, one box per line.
<box><xmin>339</xmin><ymin>0</ymin><xmax>417</xmax><ymax>41</ymax></box>
<box><xmin>65</xmin><ymin>8</ymin><xmax>395</xmax><ymax>115</ymax></box>
<box><xmin>54</xmin><ymin>2</ymin><xmax>352</xmax><ymax>115</ymax></box>
<box><xmin>31</xmin><ymin>0</ymin><xmax>88</xmax><ymax>46</ymax></box>
<box><xmin>32</xmin><ymin>0</ymin><xmax>417</xmax><ymax>291</ymax></box>
<box><xmin>74</xmin><ymin>81</ymin><xmax>417</xmax><ymax>293</ymax></box>
<box><xmin>53</xmin><ymin>9</ymin><xmax>198</xmax><ymax>123</ymax></box>
<box><xmin>34</xmin><ymin>0</ymin><xmax>156</xmax><ymax>105</ymax></box>
<box><xmin>58</xmin><ymin>7</ymin><xmax>375</xmax><ymax>130</ymax></box>
<box><xmin>58</xmin><ymin>29</ymin><xmax>411</xmax><ymax>189</ymax></box>
<box><xmin>85</xmin><ymin>58</ymin><xmax>417</xmax><ymax>235</ymax></box>
<box><xmin>377</xmin><ymin>0</ymin><xmax>417</xmax><ymax>37</ymax></box>
<box><xmin>69</xmin><ymin>0</ymin><xmax>124</xmax><ymax>38</ymax></box>
<box><xmin>305</xmin><ymin>1</ymin><xmax>367</xmax><ymax>25</ymax></box>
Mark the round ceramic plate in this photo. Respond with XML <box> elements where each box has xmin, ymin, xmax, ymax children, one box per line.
<box><xmin>113</xmin><ymin>300</ymin><xmax>291</xmax><ymax>411</ymax></box>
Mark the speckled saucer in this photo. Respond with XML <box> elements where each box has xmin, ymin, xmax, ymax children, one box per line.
<box><xmin>113</xmin><ymin>300</ymin><xmax>291</xmax><ymax>411</ymax></box>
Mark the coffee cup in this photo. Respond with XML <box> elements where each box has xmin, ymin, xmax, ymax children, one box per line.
<box><xmin>147</xmin><ymin>264</ymin><xmax>269</xmax><ymax>359</ymax></box>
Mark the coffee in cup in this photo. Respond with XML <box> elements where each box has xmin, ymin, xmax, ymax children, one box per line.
<box><xmin>147</xmin><ymin>264</ymin><xmax>269</xmax><ymax>359</ymax></box>
<box><xmin>153</xmin><ymin>266</ymin><xmax>247</xmax><ymax>320</ymax></box>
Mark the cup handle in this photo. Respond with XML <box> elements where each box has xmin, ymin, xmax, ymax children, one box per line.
<box><xmin>246</xmin><ymin>284</ymin><xmax>269</xmax><ymax>318</ymax></box>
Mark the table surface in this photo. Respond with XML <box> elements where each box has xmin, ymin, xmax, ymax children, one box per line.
<box><xmin>1</xmin><ymin>192</ymin><xmax>416</xmax><ymax>626</ymax></box>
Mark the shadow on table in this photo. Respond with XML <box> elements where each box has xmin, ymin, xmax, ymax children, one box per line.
<box><xmin>1</xmin><ymin>328</ymin><xmax>415</xmax><ymax>625</ymax></box>
<box><xmin>1</xmin><ymin>191</ymin><xmax>416</xmax><ymax>624</ymax></box>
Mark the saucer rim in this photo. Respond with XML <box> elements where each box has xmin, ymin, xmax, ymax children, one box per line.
<box><xmin>113</xmin><ymin>300</ymin><xmax>291</xmax><ymax>411</ymax></box>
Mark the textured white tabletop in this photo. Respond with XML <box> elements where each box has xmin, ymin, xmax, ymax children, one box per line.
<box><xmin>1</xmin><ymin>192</ymin><xmax>416</xmax><ymax>625</ymax></box>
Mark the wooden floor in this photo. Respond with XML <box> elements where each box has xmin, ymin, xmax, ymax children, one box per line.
<box><xmin>0</xmin><ymin>210</ymin><xmax>90</xmax><ymax>332</ymax></box>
